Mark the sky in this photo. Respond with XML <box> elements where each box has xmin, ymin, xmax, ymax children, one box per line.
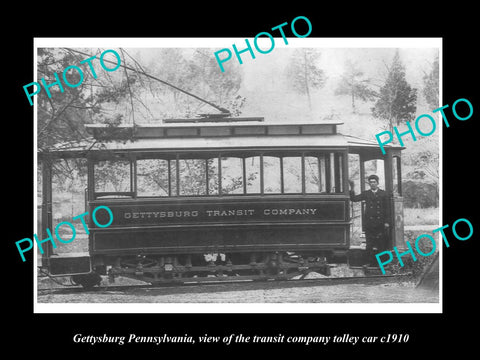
<box><xmin>119</xmin><ymin>42</ymin><xmax>439</xmax><ymax>125</ymax></box>
<box><xmin>36</xmin><ymin>37</ymin><xmax>440</xmax><ymax>133</ymax></box>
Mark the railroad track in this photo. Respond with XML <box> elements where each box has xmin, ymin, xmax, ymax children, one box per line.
<box><xmin>37</xmin><ymin>273</ymin><xmax>413</xmax><ymax>296</ymax></box>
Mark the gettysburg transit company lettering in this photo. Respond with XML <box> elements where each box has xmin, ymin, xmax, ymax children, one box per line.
<box><xmin>92</xmin><ymin>200</ymin><xmax>346</xmax><ymax>227</ymax></box>
<box><xmin>124</xmin><ymin>208</ymin><xmax>319</xmax><ymax>219</ymax></box>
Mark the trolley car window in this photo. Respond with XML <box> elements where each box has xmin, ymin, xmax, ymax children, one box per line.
<box><xmin>136</xmin><ymin>159</ymin><xmax>169</xmax><ymax>197</ymax></box>
<box><xmin>221</xmin><ymin>157</ymin><xmax>244</xmax><ymax>195</ymax></box>
<box><xmin>170</xmin><ymin>160</ymin><xmax>177</xmax><ymax>196</ymax></box>
<box><xmin>91</xmin><ymin>151</ymin><xmax>346</xmax><ymax>199</ymax></box>
<box><xmin>305</xmin><ymin>155</ymin><xmax>325</xmax><ymax>193</ymax></box>
<box><xmin>207</xmin><ymin>158</ymin><xmax>219</xmax><ymax>195</ymax></box>
<box><xmin>245</xmin><ymin>156</ymin><xmax>261</xmax><ymax>194</ymax></box>
<box><xmin>324</xmin><ymin>153</ymin><xmax>344</xmax><ymax>193</ymax></box>
<box><xmin>94</xmin><ymin>160</ymin><xmax>132</xmax><ymax>197</ymax></box>
<box><xmin>179</xmin><ymin>159</ymin><xmax>207</xmax><ymax>196</ymax></box>
<box><xmin>263</xmin><ymin>156</ymin><xmax>281</xmax><ymax>194</ymax></box>
<box><xmin>336</xmin><ymin>153</ymin><xmax>344</xmax><ymax>193</ymax></box>
<box><xmin>282</xmin><ymin>156</ymin><xmax>302</xmax><ymax>193</ymax></box>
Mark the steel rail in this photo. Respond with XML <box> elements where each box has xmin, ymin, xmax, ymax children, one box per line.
<box><xmin>37</xmin><ymin>273</ymin><xmax>412</xmax><ymax>296</ymax></box>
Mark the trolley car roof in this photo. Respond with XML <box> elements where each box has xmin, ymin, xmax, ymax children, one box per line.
<box><xmin>38</xmin><ymin>120</ymin><xmax>404</xmax><ymax>159</ymax></box>
<box><xmin>43</xmin><ymin>134</ymin><xmax>349</xmax><ymax>155</ymax></box>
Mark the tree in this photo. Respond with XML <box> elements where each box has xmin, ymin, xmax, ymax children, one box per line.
<box><xmin>372</xmin><ymin>50</ymin><xmax>417</xmax><ymax>133</ymax></box>
<box><xmin>286</xmin><ymin>48</ymin><xmax>326</xmax><ymax>110</ymax></box>
<box><xmin>335</xmin><ymin>59</ymin><xmax>377</xmax><ymax>113</ymax></box>
<box><xmin>143</xmin><ymin>48</ymin><xmax>245</xmax><ymax>118</ymax></box>
<box><xmin>38</xmin><ymin>47</ymin><xmax>246</xmax><ymax>154</ymax></box>
<box><xmin>38</xmin><ymin>47</ymin><xmax>248</xmax><ymax>181</ymax></box>
<box><xmin>37</xmin><ymin>47</ymin><xmax>141</xmax><ymax>198</ymax></box>
<box><xmin>423</xmin><ymin>53</ymin><xmax>439</xmax><ymax>109</ymax></box>
<box><xmin>37</xmin><ymin>47</ymin><xmax>251</xmax><ymax>204</ymax></box>
<box><xmin>37</xmin><ymin>48</ymin><xmax>135</xmax><ymax>152</ymax></box>
<box><xmin>189</xmin><ymin>49</ymin><xmax>245</xmax><ymax>116</ymax></box>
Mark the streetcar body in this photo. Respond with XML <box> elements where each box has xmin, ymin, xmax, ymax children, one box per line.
<box><xmin>39</xmin><ymin>117</ymin><xmax>404</xmax><ymax>286</ymax></box>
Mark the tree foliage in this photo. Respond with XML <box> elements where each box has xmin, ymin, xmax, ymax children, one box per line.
<box><xmin>422</xmin><ymin>54</ymin><xmax>439</xmax><ymax>109</ymax></box>
<box><xmin>37</xmin><ymin>48</ymin><xmax>134</xmax><ymax>152</ymax></box>
<box><xmin>371</xmin><ymin>50</ymin><xmax>417</xmax><ymax>132</ymax></box>
<box><xmin>142</xmin><ymin>48</ymin><xmax>245</xmax><ymax>118</ymax></box>
<box><xmin>37</xmin><ymin>48</ymin><xmax>246</xmax><ymax>192</ymax></box>
<box><xmin>335</xmin><ymin>59</ymin><xmax>377</xmax><ymax>112</ymax></box>
<box><xmin>37</xmin><ymin>48</ymin><xmax>246</xmax><ymax>151</ymax></box>
<box><xmin>285</xmin><ymin>48</ymin><xmax>326</xmax><ymax>109</ymax></box>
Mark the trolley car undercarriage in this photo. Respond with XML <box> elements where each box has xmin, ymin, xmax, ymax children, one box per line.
<box><xmin>103</xmin><ymin>251</ymin><xmax>333</xmax><ymax>284</ymax></box>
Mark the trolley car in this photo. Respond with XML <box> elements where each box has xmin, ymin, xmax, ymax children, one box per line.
<box><xmin>38</xmin><ymin>116</ymin><xmax>405</xmax><ymax>288</ymax></box>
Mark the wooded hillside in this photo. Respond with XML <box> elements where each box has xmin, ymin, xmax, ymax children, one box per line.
<box><xmin>37</xmin><ymin>46</ymin><xmax>439</xmax><ymax>210</ymax></box>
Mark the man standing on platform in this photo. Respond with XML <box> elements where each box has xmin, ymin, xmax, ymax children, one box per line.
<box><xmin>349</xmin><ymin>175</ymin><xmax>391</xmax><ymax>266</ymax></box>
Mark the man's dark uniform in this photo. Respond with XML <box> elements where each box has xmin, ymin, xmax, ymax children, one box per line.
<box><xmin>350</xmin><ymin>188</ymin><xmax>391</xmax><ymax>264</ymax></box>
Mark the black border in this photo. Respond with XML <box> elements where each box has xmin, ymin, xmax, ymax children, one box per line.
<box><xmin>7</xmin><ymin>6</ymin><xmax>478</xmax><ymax>355</ymax></box>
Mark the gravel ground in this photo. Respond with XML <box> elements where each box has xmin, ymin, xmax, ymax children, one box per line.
<box><xmin>38</xmin><ymin>283</ymin><xmax>438</xmax><ymax>304</ymax></box>
<box><xmin>37</xmin><ymin>229</ymin><xmax>439</xmax><ymax>305</ymax></box>
<box><xmin>37</xmin><ymin>272</ymin><xmax>438</xmax><ymax>304</ymax></box>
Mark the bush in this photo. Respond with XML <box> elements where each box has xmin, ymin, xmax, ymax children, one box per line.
<box><xmin>402</xmin><ymin>180</ymin><xmax>438</xmax><ymax>208</ymax></box>
<box><xmin>388</xmin><ymin>230</ymin><xmax>438</xmax><ymax>282</ymax></box>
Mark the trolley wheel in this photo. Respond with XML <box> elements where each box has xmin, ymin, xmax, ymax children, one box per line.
<box><xmin>71</xmin><ymin>273</ymin><xmax>102</xmax><ymax>290</ymax></box>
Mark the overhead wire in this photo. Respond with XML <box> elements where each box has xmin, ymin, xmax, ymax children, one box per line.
<box><xmin>62</xmin><ymin>48</ymin><xmax>231</xmax><ymax>116</ymax></box>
